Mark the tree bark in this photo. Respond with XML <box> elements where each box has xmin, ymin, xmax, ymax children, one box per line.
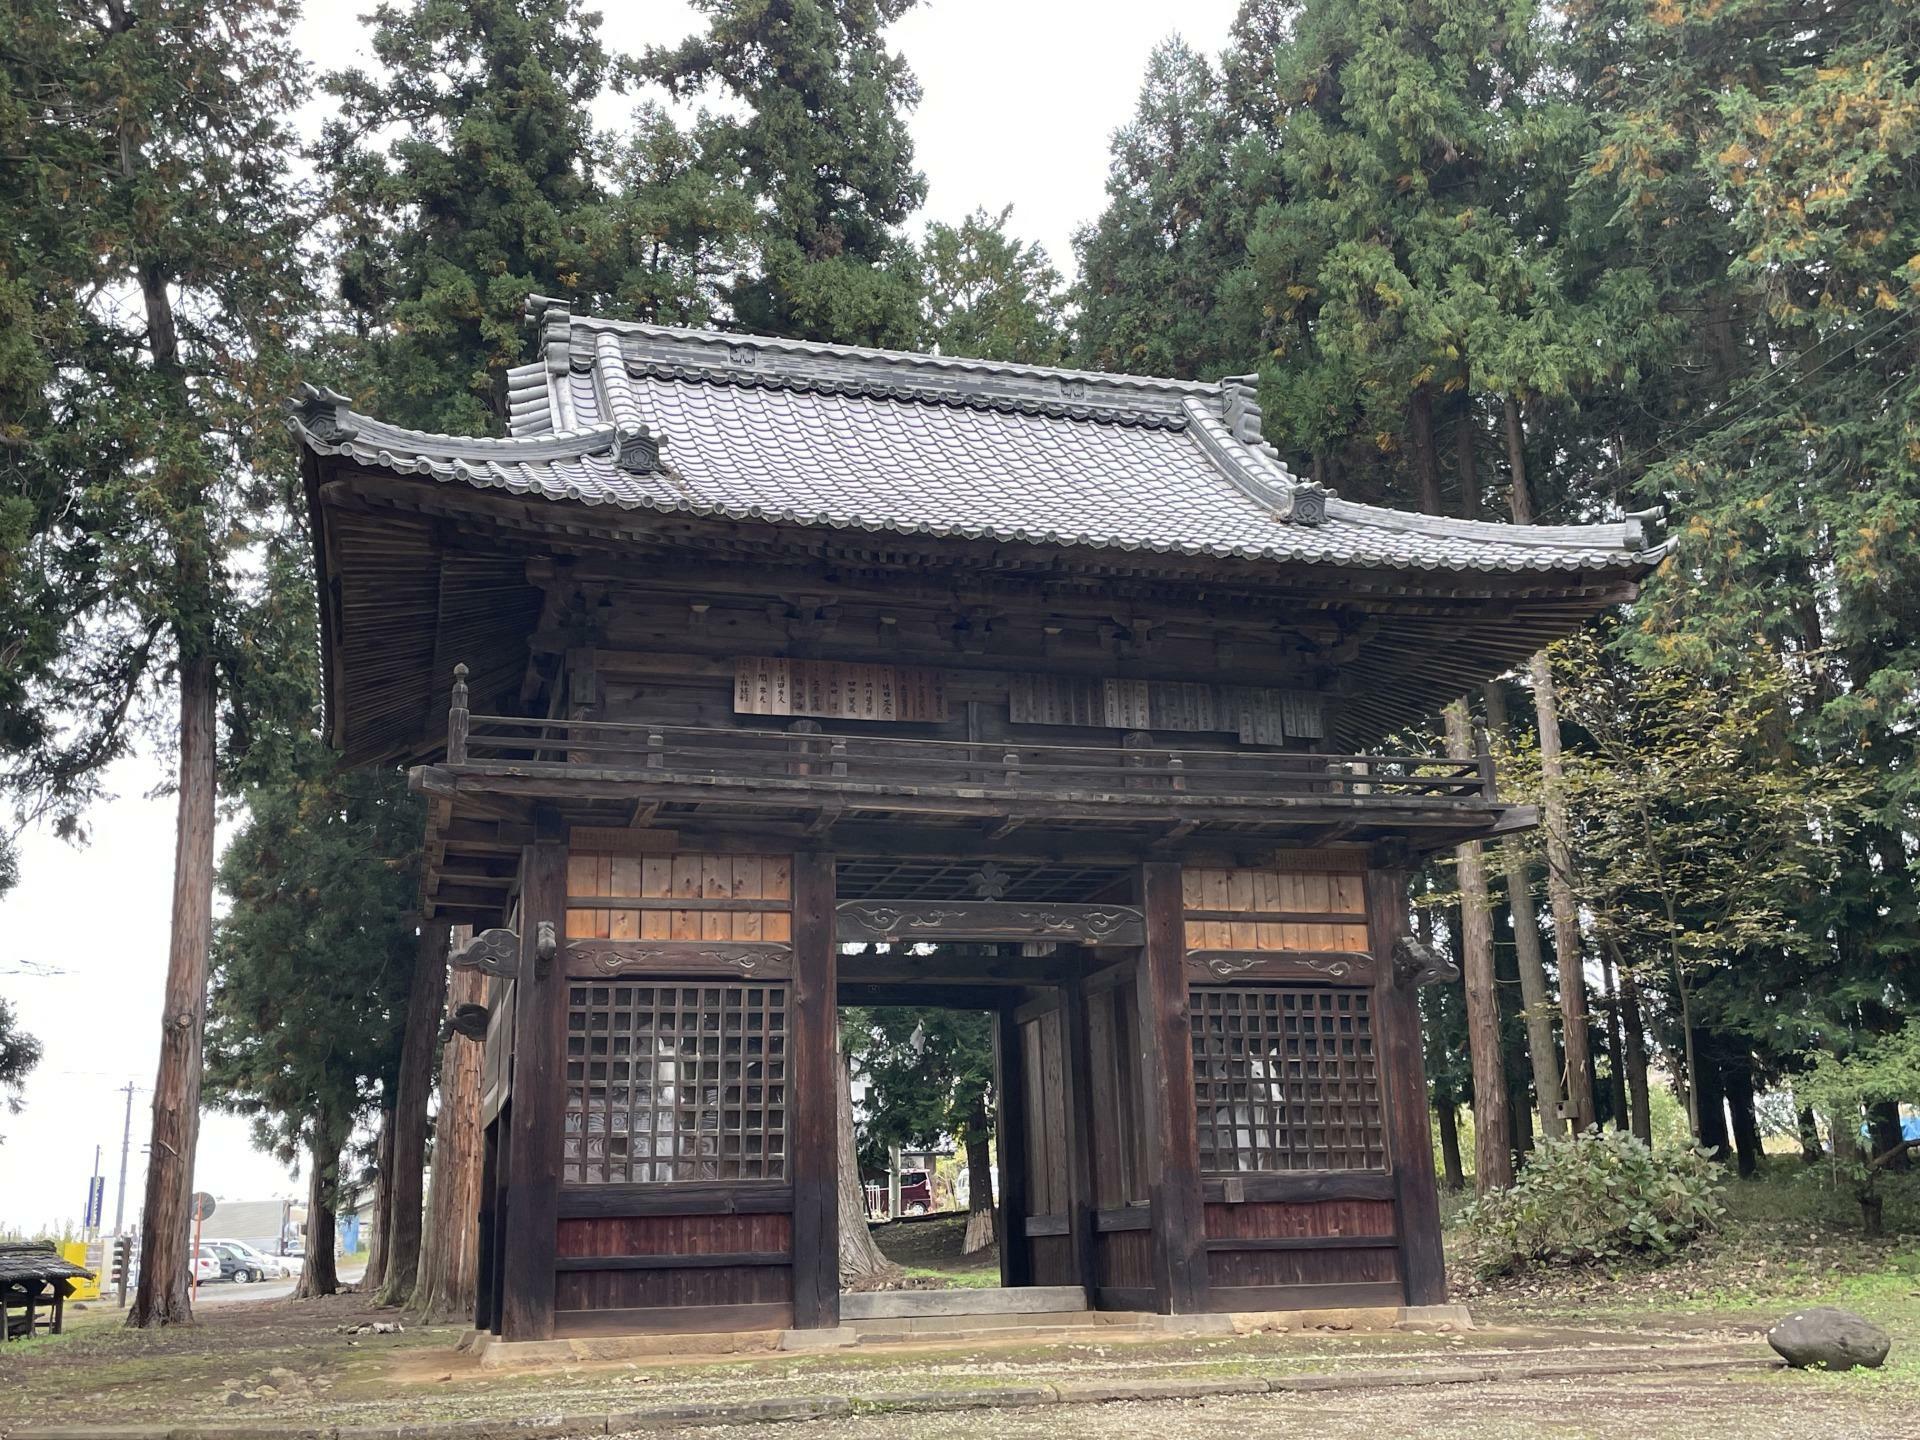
<box><xmin>1599</xmin><ymin>941</ymin><xmax>1631</xmax><ymax>1131</ymax></box>
<box><xmin>1435</xmin><ymin>1093</ymin><xmax>1465</xmax><ymax>1192</ymax></box>
<box><xmin>1724</xmin><ymin>1049</ymin><xmax>1762</xmax><ymax>1178</ymax></box>
<box><xmin>962</xmin><ymin>1119</ymin><xmax>995</xmax><ymax>1256</ymax></box>
<box><xmin>1445</xmin><ymin>700</ymin><xmax>1511</xmax><ymax>1193</ymax></box>
<box><xmin>410</xmin><ymin>955</ymin><xmax>485</xmax><ymax>1320</ymax></box>
<box><xmin>1618</xmin><ymin>960</ymin><xmax>1652</xmax><ymax>1144</ymax></box>
<box><xmin>1483</xmin><ymin>683</ymin><xmax>1564</xmax><ymax>1139</ymax></box>
<box><xmin>1456</xmin><ymin>394</ymin><xmax>1482</xmax><ymax>519</ymax></box>
<box><xmin>377</xmin><ymin>923</ymin><xmax>450</xmax><ymax>1306</ymax></box>
<box><xmin>363</xmin><ymin>1111</ymin><xmax>394</xmax><ymax>1289</ymax></box>
<box><xmin>1691</xmin><ymin>1030</ymin><xmax>1731</xmax><ymax>1161</ymax></box>
<box><xmin>837</xmin><ymin>1049</ymin><xmax>901</xmax><ymax>1288</ymax></box>
<box><xmin>1410</xmin><ymin>384</ymin><xmax>1442</xmax><ymax>515</ymax></box>
<box><xmin>127</xmin><ymin>652</ymin><xmax>216</xmax><ymax>1328</ymax></box>
<box><xmin>1500</xmin><ymin>404</ymin><xmax>1597</xmax><ymax>1134</ymax></box>
<box><xmin>1867</xmin><ymin>1101</ymin><xmax>1908</xmax><ymax>1173</ymax></box>
<box><xmin>295</xmin><ymin>1107</ymin><xmax>346</xmax><ymax>1299</ymax></box>
<box><xmin>1796</xmin><ymin>1104</ymin><xmax>1825</xmax><ymax>1165</ymax></box>
<box><xmin>1530</xmin><ymin>651</ymin><xmax>1597</xmax><ymax>1132</ymax></box>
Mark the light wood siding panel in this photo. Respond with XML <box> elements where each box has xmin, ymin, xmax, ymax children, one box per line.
<box><xmin>1181</xmin><ymin>865</ymin><xmax>1369</xmax><ymax>953</ymax></box>
<box><xmin>566</xmin><ymin>850</ymin><xmax>793</xmax><ymax>942</ymax></box>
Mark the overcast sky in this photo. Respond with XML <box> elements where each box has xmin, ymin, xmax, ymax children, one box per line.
<box><xmin>0</xmin><ymin>0</ymin><xmax>1244</xmax><ymax>1238</ymax></box>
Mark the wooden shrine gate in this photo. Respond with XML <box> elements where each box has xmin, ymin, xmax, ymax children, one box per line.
<box><xmin>466</xmin><ymin>839</ymin><xmax>1445</xmax><ymax>1339</ymax></box>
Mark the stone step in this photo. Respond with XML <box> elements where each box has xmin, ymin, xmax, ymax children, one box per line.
<box><xmin>841</xmin><ymin>1285</ymin><xmax>1091</xmax><ymax>1321</ymax></box>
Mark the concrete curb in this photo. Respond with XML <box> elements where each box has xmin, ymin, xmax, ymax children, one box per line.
<box><xmin>11</xmin><ymin>1352</ymin><xmax>1785</xmax><ymax>1440</ymax></box>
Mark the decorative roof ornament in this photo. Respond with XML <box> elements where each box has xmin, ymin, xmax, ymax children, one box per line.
<box><xmin>616</xmin><ymin>424</ymin><xmax>662</xmax><ymax>474</ymax></box>
<box><xmin>1282</xmin><ymin>481</ymin><xmax>1330</xmax><ymax>528</ymax></box>
<box><xmin>288</xmin><ymin>383</ymin><xmax>359</xmax><ymax>446</ymax></box>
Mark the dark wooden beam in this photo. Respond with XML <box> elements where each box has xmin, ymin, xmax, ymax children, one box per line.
<box><xmin>994</xmin><ymin>1003</ymin><xmax>1033</xmax><ymax>1288</ymax></box>
<box><xmin>1061</xmin><ymin>964</ymin><xmax>1100</xmax><ymax>1300</ymax></box>
<box><xmin>1138</xmin><ymin>861</ymin><xmax>1208</xmax><ymax>1315</ymax></box>
<box><xmin>1369</xmin><ymin>864</ymin><xmax>1447</xmax><ymax>1306</ymax></box>
<box><xmin>789</xmin><ymin>850</ymin><xmax>839</xmax><ymax>1330</ymax></box>
<box><xmin>499</xmin><ymin>832</ymin><xmax>567</xmax><ymax>1342</ymax></box>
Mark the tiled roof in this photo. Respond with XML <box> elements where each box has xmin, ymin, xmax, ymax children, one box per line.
<box><xmin>291</xmin><ymin>304</ymin><xmax>1667</xmax><ymax>575</ymax></box>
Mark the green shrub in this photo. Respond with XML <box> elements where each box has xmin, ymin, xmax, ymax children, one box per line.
<box><xmin>1460</xmin><ymin>1129</ymin><xmax>1726</xmax><ymax>1276</ymax></box>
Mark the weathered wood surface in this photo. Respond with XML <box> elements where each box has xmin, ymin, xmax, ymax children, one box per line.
<box><xmin>500</xmin><ymin>837</ymin><xmax>567</xmax><ymax>1341</ymax></box>
<box><xmin>1370</xmin><ymin>866</ymin><xmax>1449</xmax><ymax>1305</ymax></box>
<box><xmin>1138</xmin><ymin>862</ymin><xmax>1208</xmax><ymax>1314</ymax></box>
<box><xmin>789</xmin><ymin>852</ymin><xmax>839</xmax><ymax>1328</ymax></box>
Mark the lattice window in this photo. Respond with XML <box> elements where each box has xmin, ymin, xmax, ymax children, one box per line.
<box><xmin>563</xmin><ymin>982</ymin><xmax>788</xmax><ymax>1183</ymax></box>
<box><xmin>1189</xmin><ymin>986</ymin><xmax>1386</xmax><ymax>1173</ymax></box>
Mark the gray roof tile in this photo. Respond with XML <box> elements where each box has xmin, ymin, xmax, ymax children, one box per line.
<box><xmin>295</xmin><ymin>308</ymin><xmax>1668</xmax><ymax>575</ymax></box>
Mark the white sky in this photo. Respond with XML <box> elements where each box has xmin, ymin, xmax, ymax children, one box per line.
<box><xmin>0</xmin><ymin>0</ymin><xmax>1243</xmax><ymax>1237</ymax></box>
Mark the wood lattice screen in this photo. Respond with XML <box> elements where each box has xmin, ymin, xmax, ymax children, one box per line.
<box><xmin>1189</xmin><ymin>986</ymin><xmax>1386</xmax><ymax>1173</ymax></box>
<box><xmin>563</xmin><ymin>982</ymin><xmax>789</xmax><ymax>1184</ymax></box>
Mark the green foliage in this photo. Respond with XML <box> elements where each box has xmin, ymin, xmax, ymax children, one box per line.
<box><xmin>850</xmin><ymin>1002</ymin><xmax>995</xmax><ymax>1176</ymax></box>
<box><xmin>0</xmin><ymin>996</ymin><xmax>42</xmax><ymax>1134</ymax></box>
<box><xmin>640</xmin><ymin>0</ymin><xmax>927</xmax><ymax>346</ymax></box>
<box><xmin>918</xmin><ymin>207</ymin><xmax>1067</xmax><ymax>364</ymax></box>
<box><xmin>1461</xmin><ymin>1129</ymin><xmax>1727</xmax><ymax>1275</ymax></box>
<box><xmin>204</xmin><ymin>755</ymin><xmax>424</xmax><ymax>1171</ymax></box>
<box><xmin>0</xmin><ymin>0</ymin><xmax>316</xmax><ymax>832</ymax></box>
<box><xmin>316</xmin><ymin>0</ymin><xmax>614</xmax><ymax>433</ymax></box>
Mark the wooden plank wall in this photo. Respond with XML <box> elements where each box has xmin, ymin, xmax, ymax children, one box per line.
<box><xmin>1018</xmin><ymin>1006</ymin><xmax>1080</xmax><ymax>1287</ymax></box>
<box><xmin>550</xmin><ymin>845</ymin><xmax>804</xmax><ymax>1337</ymax></box>
<box><xmin>1178</xmin><ymin>859</ymin><xmax>1412</xmax><ymax>1314</ymax></box>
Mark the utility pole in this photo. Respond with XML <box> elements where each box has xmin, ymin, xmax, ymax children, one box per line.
<box><xmin>113</xmin><ymin>1082</ymin><xmax>136</xmax><ymax>1236</ymax></box>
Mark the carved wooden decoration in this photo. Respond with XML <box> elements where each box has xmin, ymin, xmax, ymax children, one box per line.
<box><xmin>450</xmin><ymin>927</ymin><xmax>520</xmax><ymax>978</ymax></box>
<box><xmin>565</xmin><ymin>939</ymin><xmax>793</xmax><ymax>978</ymax></box>
<box><xmin>1392</xmin><ymin>933</ymin><xmax>1457</xmax><ymax>987</ymax></box>
<box><xmin>835</xmin><ymin>900</ymin><xmax>1144</xmax><ymax>945</ymax></box>
<box><xmin>1184</xmin><ymin>950</ymin><xmax>1374</xmax><ymax>984</ymax></box>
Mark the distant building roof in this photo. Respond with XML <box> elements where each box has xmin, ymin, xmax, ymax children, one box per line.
<box><xmin>289</xmin><ymin>303</ymin><xmax>1666</xmax><ymax>578</ymax></box>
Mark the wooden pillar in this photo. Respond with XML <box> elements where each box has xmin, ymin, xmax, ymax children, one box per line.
<box><xmin>993</xmin><ymin>1004</ymin><xmax>1034</xmax><ymax>1288</ymax></box>
<box><xmin>1137</xmin><ymin>862</ymin><xmax>1207</xmax><ymax>1314</ymax></box>
<box><xmin>1060</xmin><ymin>963</ymin><xmax>1099</xmax><ymax>1299</ymax></box>
<box><xmin>1369</xmin><ymin>864</ymin><xmax>1447</xmax><ymax>1305</ymax></box>
<box><xmin>790</xmin><ymin>851</ymin><xmax>840</xmax><ymax>1329</ymax></box>
<box><xmin>499</xmin><ymin>831</ymin><xmax>567</xmax><ymax>1342</ymax></box>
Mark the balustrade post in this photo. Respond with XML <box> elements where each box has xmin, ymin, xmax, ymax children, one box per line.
<box><xmin>1473</xmin><ymin>724</ymin><xmax>1497</xmax><ymax>801</ymax></box>
<box><xmin>646</xmin><ymin>727</ymin><xmax>664</xmax><ymax>769</ymax></box>
<box><xmin>1168</xmin><ymin>754</ymin><xmax>1185</xmax><ymax>793</ymax></box>
<box><xmin>829</xmin><ymin>738</ymin><xmax>848</xmax><ymax>778</ymax></box>
<box><xmin>448</xmin><ymin>663</ymin><xmax>469</xmax><ymax>764</ymax></box>
<box><xmin>1002</xmin><ymin>750</ymin><xmax>1020</xmax><ymax>788</ymax></box>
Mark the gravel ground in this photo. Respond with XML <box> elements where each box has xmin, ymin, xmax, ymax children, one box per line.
<box><xmin>610</xmin><ymin>1372</ymin><xmax>1919</xmax><ymax>1440</ymax></box>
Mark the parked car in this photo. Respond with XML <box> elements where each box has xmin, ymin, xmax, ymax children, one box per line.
<box><xmin>191</xmin><ymin>1246</ymin><xmax>224</xmax><ymax>1285</ymax></box>
<box><xmin>207</xmin><ymin>1240</ymin><xmax>287</xmax><ymax>1283</ymax></box>
<box><xmin>864</xmin><ymin>1169</ymin><xmax>936</xmax><ymax>1218</ymax></box>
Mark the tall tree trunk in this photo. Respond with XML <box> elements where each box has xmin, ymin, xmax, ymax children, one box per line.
<box><xmin>1511</xmin><ymin>1080</ymin><xmax>1535</xmax><ymax>1157</ymax></box>
<box><xmin>378</xmin><ymin>923</ymin><xmax>451</xmax><ymax>1306</ymax></box>
<box><xmin>1618</xmin><ymin>959</ymin><xmax>1652</xmax><ymax>1144</ymax></box>
<box><xmin>1691</xmin><ymin>1031</ymin><xmax>1731</xmax><ymax>1161</ymax></box>
<box><xmin>1796</xmin><ymin>1104</ymin><xmax>1825</xmax><ymax>1165</ymax></box>
<box><xmin>1445</xmin><ymin>701</ymin><xmax>1511</xmax><ymax>1193</ymax></box>
<box><xmin>1867</xmin><ymin>1101</ymin><xmax>1908</xmax><ymax>1173</ymax></box>
<box><xmin>127</xmin><ymin>651</ymin><xmax>216</xmax><ymax>1328</ymax></box>
<box><xmin>1599</xmin><ymin>942</ymin><xmax>1630</xmax><ymax>1131</ymax></box>
<box><xmin>1501</xmin><ymin>404</ymin><xmax>1597</xmax><ymax>1133</ymax></box>
<box><xmin>1435</xmin><ymin>1093</ymin><xmax>1466</xmax><ymax>1192</ymax></box>
<box><xmin>1530</xmin><ymin>652</ymin><xmax>1597</xmax><ymax>1132</ymax></box>
<box><xmin>837</xmin><ymin>1050</ymin><xmax>901</xmax><ymax>1288</ymax></box>
<box><xmin>363</xmin><ymin>1112</ymin><xmax>394</xmax><ymax>1289</ymax></box>
<box><xmin>411</xmin><ymin>957</ymin><xmax>486</xmax><ymax>1319</ymax></box>
<box><xmin>1724</xmin><ymin>1049</ymin><xmax>1762</xmax><ymax>1178</ymax></box>
<box><xmin>1484</xmin><ymin>683</ymin><xmax>1564</xmax><ymax>1139</ymax></box>
<box><xmin>1410</xmin><ymin>384</ymin><xmax>1442</xmax><ymax>515</ymax></box>
<box><xmin>1456</xmin><ymin>393</ymin><xmax>1482</xmax><ymax>519</ymax></box>
<box><xmin>962</xmin><ymin>1108</ymin><xmax>995</xmax><ymax>1256</ymax></box>
<box><xmin>296</xmin><ymin>1107</ymin><xmax>346</xmax><ymax>1299</ymax></box>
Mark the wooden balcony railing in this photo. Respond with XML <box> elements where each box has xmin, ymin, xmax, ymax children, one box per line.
<box><xmin>443</xmin><ymin>666</ymin><xmax>1496</xmax><ymax>809</ymax></box>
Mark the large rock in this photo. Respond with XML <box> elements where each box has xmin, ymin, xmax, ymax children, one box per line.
<box><xmin>1767</xmin><ymin>1306</ymin><xmax>1892</xmax><ymax>1371</ymax></box>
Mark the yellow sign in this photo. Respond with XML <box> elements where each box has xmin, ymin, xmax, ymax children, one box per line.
<box><xmin>58</xmin><ymin>1241</ymin><xmax>101</xmax><ymax>1301</ymax></box>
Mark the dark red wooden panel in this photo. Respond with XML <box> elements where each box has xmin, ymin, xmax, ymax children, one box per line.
<box><xmin>555</xmin><ymin>1212</ymin><xmax>792</xmax><ymax>1258</ymax></box>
